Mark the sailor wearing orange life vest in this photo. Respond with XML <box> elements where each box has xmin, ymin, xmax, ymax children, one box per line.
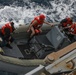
<box><xmin>27</xmin><ymin>14</ymin><xmax>53</xmax><ymax>38</ymax></box>
<box><xmin>65</xmin><ymin>23</ymin><xmax>76</xmax><ymax>41</ymax></box>
<box><xmin>60</xmin><ymin>17</ymin><xmax>73</xmax><ymax>32</ymax></box>
<box><xmin>1</xmin><ymin>22</ymin><xmax>15</xmax><ymax>35</ymax></box>
<box><xmin>60</xmin><ymin>17</ymin><xmax>73</xmax><ymax>27</ymax></box>
<box><xmin>0</xmin><ymin>22</ymin><xmax>15</xmax><ymax>49</ymax></box>
<box><xmin>69</xmin><ymin>23</ymin><xmax>76</xmax><ymax>35</ymax></box>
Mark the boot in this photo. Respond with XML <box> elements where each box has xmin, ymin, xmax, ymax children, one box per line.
<box><xmin>27</xmin><ymin>35</ymin><xmax>34</xmax><ymax>43</ymax></box>
<box><xmin>6</xmin><ymin>44</ymin><xmax>12</xmax><ymax>49</ymax></box>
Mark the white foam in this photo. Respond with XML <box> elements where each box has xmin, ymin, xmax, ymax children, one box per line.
<box><xmin>0</xmin><ymin>0</ymin><xmax>76</xmax><ymax>27</ymax></box>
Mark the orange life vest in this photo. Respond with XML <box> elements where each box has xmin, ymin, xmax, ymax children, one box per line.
<box><xmin>1</xmin><ymin>22</ymin><xmax>13</xmax><ymax>35</ymax></box>
<box><xmin>32</xmin><ymin>16</ymin><xmax>44</xmax><ymax>29</ymax></box>
<box><xmin>69</xmin><ymin>23</ymin><xmax>76</xmax><ymax>34</ymax></box>
<box><xmin>34</xmin><ymin>29</ymin><xmax>40</xmax><ymax>34</ymax></box>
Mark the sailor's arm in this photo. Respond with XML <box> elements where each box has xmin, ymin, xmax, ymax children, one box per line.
<box><xmin>63</xmin><ymin>25</ymin><xmax>71</xmax><ymax>30</ymax></box>
<box><xmin>27</xmin><ymin>24</ymin><xmax>32</xmax><ymax>32</ymax></box>
<box><xmin>70</xmin><ymin>32</ymin><xmax>76</xmax><ymax>36</ymax></box>
<box><xmin>44</xmin><ymin>21</ymin><xmax>53</xmax><ymax>27</ymax></box>
<box><xmin>27</xmin><ymin>20</ymin><xmax>37</xmax><ymax>32</ymax></box>
<box><xmin>60</xmin><ymin>19</ymin><xmax>67</xmax><ymax>24</ymax></box>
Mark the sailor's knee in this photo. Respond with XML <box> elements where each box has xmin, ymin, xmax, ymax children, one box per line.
<box><xmin>35</xmin><ymin>29</ymin><xmax>40</xmax><ymax>34</ymax></box>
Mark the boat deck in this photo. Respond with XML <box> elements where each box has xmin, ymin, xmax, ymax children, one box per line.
<box><xmin>1</xmin><ymin>25</ymin><xmax>73</xmax><ymax>59</ymax></box>
<box><xmin>2</xmin><ymin>38</ymin><xmax>38</xmax><ymax>59</ymax></box>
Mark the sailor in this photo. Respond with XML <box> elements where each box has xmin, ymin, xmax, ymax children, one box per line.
<box><xmin>60</xmin><ymin>17</ymin><xmax>73</xmax><ymax>27</ymax></box>
<box><xmin>0</xmin><ymin>22</ymin><xmax>15</xmax><ymax>49</ymax></box>
<box><xmin>59</xmin><ymin>17</ymin><xmax>73</xmax><ymax>32</ymax></box>
<box><xmin>27</xmin><ymin>14</ymin><xmax>53</xmax><ymax>42</ymax></box>
<box><xmin>66</xmin><ymin>23</ymin><xmax>76</xmax><ymax>41</ymax></box>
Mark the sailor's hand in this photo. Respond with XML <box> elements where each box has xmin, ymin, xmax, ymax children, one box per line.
<box><xmin>9</xmin><ymin>36</ymin><xmax>11</xmax><ymax>40</ymax></box>
<box><xmin>27</xmin><ymin>29</ymin><xmax>30</xmax><ymax>32</ymax></box>
<box><xmin>62</xmin><ymin>28</ymin><xmax>66</xmax><ymax>30</ymax></box>
<box><xmin>67</xmin><ymin>32</ymin><xmax>70</xmax><ymax>34</ymax></box>
<box><xmin>70</xmin><ymin>32</ymin><xmax>75</xmax><ymax>35</ymax></box>
<box><xmin>51</xmin><ymin>24</ymin><xmax>54</xmax><ymax>27</ymax></box>
<box><xmin>0</xmin><ymin>37</ymin><xmax>3</xmax><ymax>42</ymax></box>
<box><xmin>8</xmin><ymin>41</ymin><xmax>11</xmax><ymax>44</ymax></box>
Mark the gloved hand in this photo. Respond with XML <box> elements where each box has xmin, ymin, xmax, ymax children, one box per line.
<box><xmin>0</xmin><ymin>37</ymin><xmax>3</xmax><ymax>42</ymax></box>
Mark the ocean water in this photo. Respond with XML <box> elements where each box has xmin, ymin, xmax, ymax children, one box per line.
<box><xmin>0</xmin><ymin>0</ymin><xmax>76</xmax><ymax>27</ymax></box>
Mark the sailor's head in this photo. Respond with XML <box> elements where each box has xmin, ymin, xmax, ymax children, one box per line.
<box><xmin>39</xmin><ymin>14</ymin><xmax>46</xmax><ymax>20</ymax></box>
<box><xmin>10</xmin><ymin>22</ymin><xmax>14</xmax><ymax>26</ymax></box>
<box><xmin>10</xmin><ymin>22</ymin><xmax>15</xmax><ymax>31</ymax></box>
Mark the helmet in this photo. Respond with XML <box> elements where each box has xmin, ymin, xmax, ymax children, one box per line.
<box><xmin>39</xmin><ymin>14</ymin><xmax>45</xmax><ymax>20</ymax></box>
<box><xmin>10</xmin><ymin>22</ymin><xmax>14</xmax><ymax>26</ymax></box>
